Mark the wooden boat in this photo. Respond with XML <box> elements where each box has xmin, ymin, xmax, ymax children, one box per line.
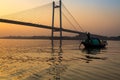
<box><xmin>81</xmin><ymin>38</ymin><xmax>107</xmax><ymax>48</ymax></box>
<box><xmin>81</xmin><ymin>33</ymin><xmax>107</xmax><ymax>48</ymax></box>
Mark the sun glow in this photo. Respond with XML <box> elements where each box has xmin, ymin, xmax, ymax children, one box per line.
<box><xmin>0</xmin><ymin>0</ymin><xmax>120</xmax><ymax>36</ymax></box>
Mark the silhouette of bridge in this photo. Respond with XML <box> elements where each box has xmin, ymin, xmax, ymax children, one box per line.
<box><xmin>0</xmin><ymin>0</ymin><xmax>85</xmax><ymax>34</ymax></box>
<box><xmin>0</xmin><ymin>0</ymin><xmax>86</xmax><ymax>48</ymax></box>
<box><xmin>0</xmin><ymin>18</ymin><xmax>85</xmax><ymax>35</ymax></box>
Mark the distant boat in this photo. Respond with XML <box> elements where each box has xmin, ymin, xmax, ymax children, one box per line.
<box><xmin>81</xmin><ymin>33</ymin><xmax>107</xmax><ymax>48</ymax></box>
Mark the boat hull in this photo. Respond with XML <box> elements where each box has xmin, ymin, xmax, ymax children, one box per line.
<box><xmin>82</xmin><ymin>42</ymin><xmax>106</xmax><ymax>48</ymax></box>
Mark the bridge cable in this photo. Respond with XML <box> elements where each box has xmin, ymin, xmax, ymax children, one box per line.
<box><xmin>1</xmin><ymin>2</ymin><xmax>52</xmax><ymax>18</ymax></box>
<box><xmin>62</xmin><ymin>12</ymin><xmax>79</xmax><ymax>32</ymax></box>
<box><xmin>62</xmin><ymin>3</ymin><xmax>85</xmax><ymax>32</ymax></box>
<box><xmin>0</xmin><ymin>2</ymin><xmax>53</xmax><ymax>29</ymax></box>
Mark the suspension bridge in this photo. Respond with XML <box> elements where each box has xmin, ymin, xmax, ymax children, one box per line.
<box><xmin>0</xmin><ymin>0</ymin><xmax>87</xmax><ymax>48</ymax></box>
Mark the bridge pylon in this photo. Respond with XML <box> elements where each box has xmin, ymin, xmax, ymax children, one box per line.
<box><xmin>52</xmin><ymin>0</ymin><xmax>62</xmax><ymax>50</ymax></box>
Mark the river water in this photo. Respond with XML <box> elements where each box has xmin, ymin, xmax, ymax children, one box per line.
<box><xmin>0</xmin><ymin>39</ymin><xmax>120</xmax><ymax>80</ymax></box>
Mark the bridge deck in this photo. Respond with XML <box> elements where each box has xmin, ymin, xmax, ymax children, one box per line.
<box><xmin>0</xmin><ymin>19</ymin><xmax>85</xmax><ymax>35</ymax></box>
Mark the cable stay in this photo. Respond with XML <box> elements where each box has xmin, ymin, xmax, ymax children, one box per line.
<box><xmin>62</xmin><ymin>12</ymin><xmax>78</xmax><ymax>32</ymax></box>
<box><xmin>62</xmin><ymin>3</ymin><xmax>85</xmax><ymax>32</ymax></box>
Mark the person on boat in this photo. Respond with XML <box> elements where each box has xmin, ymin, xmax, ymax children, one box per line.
<box><xmin>86</xmin><ymin>32</ymin><xmax>92</xmax><ymax>44</ymax></box>
<box><xmin>87</xmin><ymin>32</ymin><xmax>91</xmax><ymax>40</ymax></box>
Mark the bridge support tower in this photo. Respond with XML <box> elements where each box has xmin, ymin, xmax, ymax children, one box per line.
<box><xmin>52</xmin><ymin>0</ymin><xmax>62</xmax><ymax>50</ymax></box>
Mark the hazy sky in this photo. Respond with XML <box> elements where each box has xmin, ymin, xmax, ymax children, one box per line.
<box><xmin>0</xmin><ymin>0</ymin><xmax>120</xmax><ymax>36</ymax></box>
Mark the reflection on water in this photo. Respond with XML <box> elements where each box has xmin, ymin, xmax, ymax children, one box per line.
<box><xmin>81</xmin><ymin>48</ymin><xmax>107</xmax><ymax>63</ymax></box>
<box><xmin>82</xmin><ymin>48</ymin><xmax>101</xmax><ymax>54</ymax></box>
<box><xmin>48</xmin><ymin>48</ymin><xmax>67</xmax><ymax>80</ymax></box>
<box><xmin>0</xmin><ymin>40</ymin><xmax>120</xmax><ymax>80</ymax></box>
<box><xmin>82</xmin><ymin>48</ymin><xmax>105</xmax><ymax>54</ymax></box>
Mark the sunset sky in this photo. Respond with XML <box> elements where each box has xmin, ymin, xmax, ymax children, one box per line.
<box><xmin>0</xmin><ymin>0</ymin><xmax>120</xmax><ymax>37</ymax></box>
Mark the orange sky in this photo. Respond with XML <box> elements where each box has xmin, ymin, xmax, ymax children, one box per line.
<box><xmin>0</xmin><ymin>0</ymin><xmax>120</xmax><ymax>37</ymax></box>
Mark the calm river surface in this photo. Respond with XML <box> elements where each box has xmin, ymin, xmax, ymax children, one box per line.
<box><xmin>0</xmin><ymin>39</ymin><xmax>120</xmax><ymax>80</ymax></box>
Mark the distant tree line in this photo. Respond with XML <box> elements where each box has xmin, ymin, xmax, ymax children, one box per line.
<box><xmin>0</xmin><ymin>35</ymin><xmax>120</xmax><ymax>40</ymax></box>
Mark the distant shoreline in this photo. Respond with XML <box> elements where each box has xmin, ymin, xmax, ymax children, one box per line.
<box><xmin>0</xmin><ymin>36</ymin><xmax>120</xmax><ymax>40</ymax></box>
